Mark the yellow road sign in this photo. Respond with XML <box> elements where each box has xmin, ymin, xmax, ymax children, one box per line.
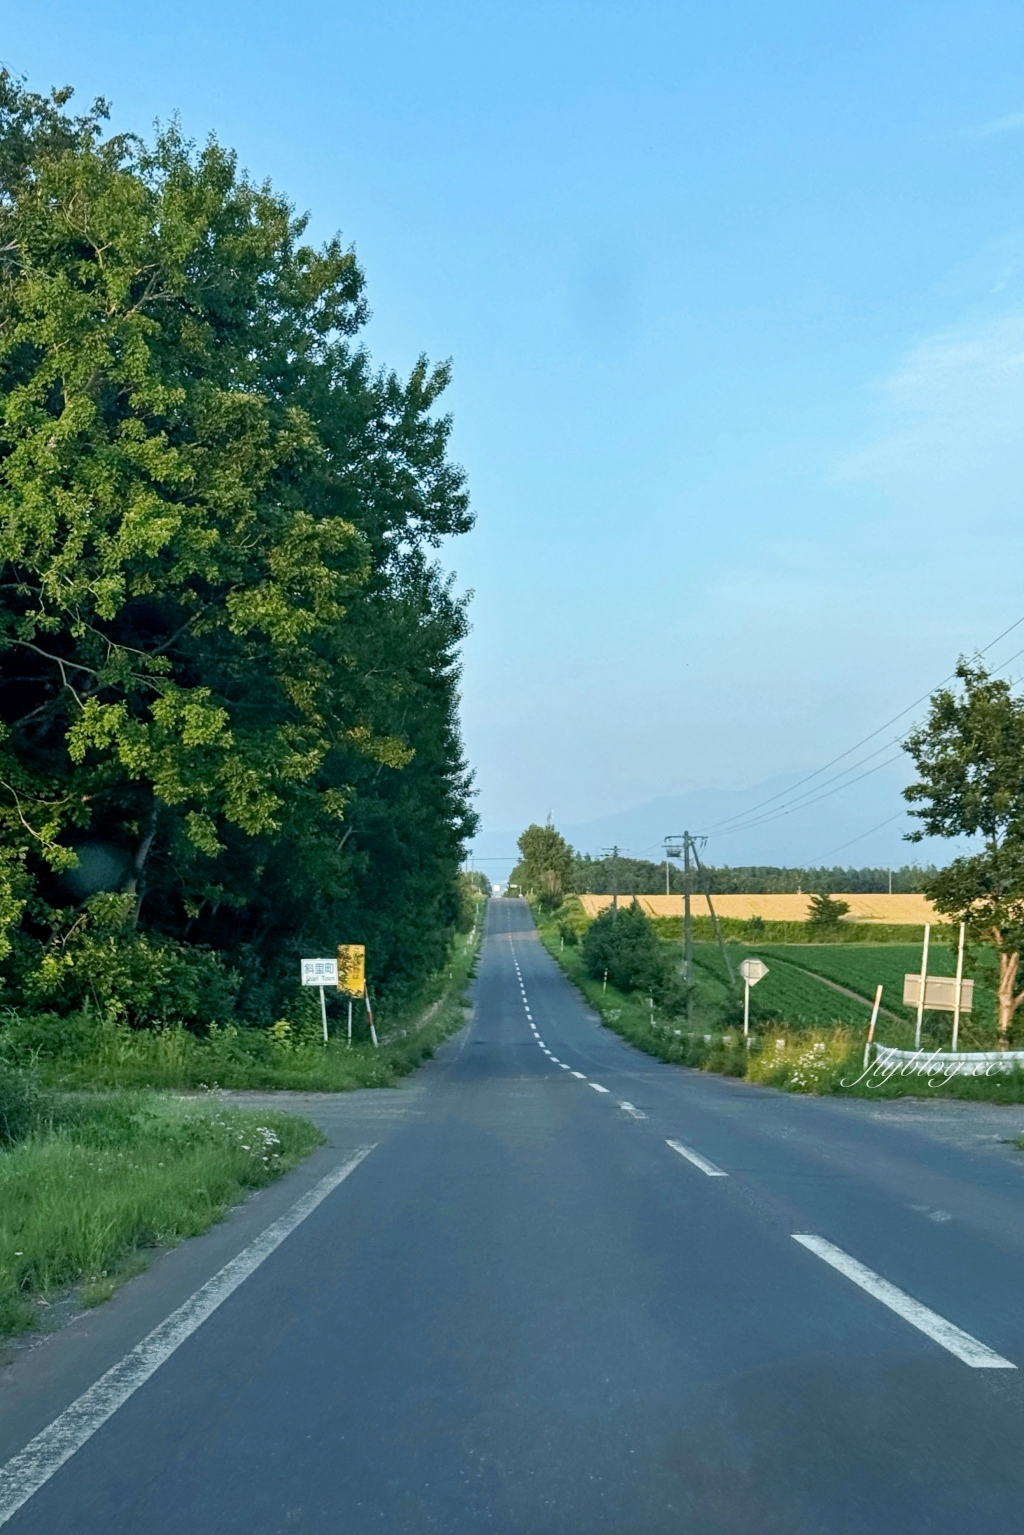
<box><xmin>336</xmin><ymin>944</ymin><xmax>366</xmax><ymax>996</ymax></box>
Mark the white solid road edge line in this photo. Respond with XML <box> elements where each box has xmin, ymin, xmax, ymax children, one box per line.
<box><xmin>0</xmin><ymin>1147</ymin><xmax>377</xmax><ymax>1527</ymax></box>
<box><xmin>665</xmin><ymin>1139</ymin><xmax>728</xmax><ymax>1177</ymax></box>
<box><xmin>792</xmin><ymin>1234</ymin><xmax>1016</xmax><ymax>1370</ymax></box>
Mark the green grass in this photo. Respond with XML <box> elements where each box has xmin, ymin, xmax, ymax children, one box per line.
<box><xmin>0</xmin><ymin>917</ymin><xmax>482</xmax><ymax>1093</ymax></box>
<box><xmin>534</xmin><ymin>909</ymin><xmax>749</xmax><ymax>1075</ymax></box>
<box><xmin>0</xmin><ymin>1092</ymin><xmax>324</xmax><ymax>1338</ymax></box>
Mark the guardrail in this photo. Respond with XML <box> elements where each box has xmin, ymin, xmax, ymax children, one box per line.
<box><xmin>872</xmin><ymin>1044</ymin><xmax>1024</xmax><ymax>1077</ymax></box>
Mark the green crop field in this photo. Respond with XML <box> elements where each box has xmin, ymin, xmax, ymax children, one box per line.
<box><xmin>684</xmin><ymin>939</ymin><xmax>1004</xmax><ymax>1046</ymax></box>
<box><xmin>689</xmin><ymin>943</ymin><xmax>878</xmax><ymax>1031</ymax></box>
<box><xmin>751</xmin><ymin>943</ymin><xmax>1000</xmax><ymax>1043</ymax></box>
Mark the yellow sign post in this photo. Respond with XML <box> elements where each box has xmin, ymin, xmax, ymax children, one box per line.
<box><xmin>337</xmin><ymin>945</ymin><xmax>367</xmax><ymax>1048</ymax></box>
<box><xmin>336</xmin><ymin>945</ymin><xmax>366</xmax><ymax>995</ymax></box>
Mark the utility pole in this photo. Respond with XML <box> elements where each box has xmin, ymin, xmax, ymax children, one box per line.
<box><xmin>689</xmin><ymin>835</ymin><xmax>734</xmax><ymax>987</ymax></box>
<box><xmin>665</xmin><ymin>831</ymin><xmax>733</xmax><ymax>1033</ymax></box>
<box><xmin>663</xmin><ymin>834</ymin><xmax>686</xmax><ymax>991</ymax></box>
<box><xmin>683</xmin><ymin>831</ymin><xmax>693</xmax><ymax>1025</ymax></box>
<box><xmin>602</xmin><ymin>845</ymin><xmax>620</xmax><ymax>920</ymax></box>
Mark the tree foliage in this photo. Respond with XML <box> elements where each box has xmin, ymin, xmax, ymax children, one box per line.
<box><xmin>805</xmin><ymin>892</ymin><xmax>850</xmax><ymax>931</ymax></box>
<box><xmin>510</xmin><ymin>821</ymin><xmax>575</xmax><ymax>910</ymax></box>
<box><xmin>0</xmin><ymin>75</ymin><xmax>475</xmax><ymax>1023</ymax></box>
<box><xmin>573</xmin><ymin>854</ymin><xmax>933</xmax><ymax>895</ymax></box>
<box><xmin>581</xmin><ymin>900</ymin><xmax>675</xmax><ymax>1001</ymax></box>
<box><xmin>904</xmin><ymin>661</ymin><xmax>1024</xmax><ymax>1042</ymax></box>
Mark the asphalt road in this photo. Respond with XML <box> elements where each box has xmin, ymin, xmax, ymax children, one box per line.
<box><xmin>6</xmin><ymin>897</ymin><xmax>1024</xmax><ymax>1531</ymax></box>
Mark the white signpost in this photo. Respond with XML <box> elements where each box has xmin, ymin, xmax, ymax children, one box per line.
<box><xmin>301</xmin><ymin>958</ymin><xmax>339</xmax><ymax>1043</ymax></box>
<box><xmin>903</xmin><ymin>921</ymin><xmax>972</xmax><ymax>1050</ymax></box>
<box><xmin>739</xmin><ymin>957</ymin><xmax>769</xmax><ymax>1038</ymax></box>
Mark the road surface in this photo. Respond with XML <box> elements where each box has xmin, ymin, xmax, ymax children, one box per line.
<box><xmin>4</xmin><ymin>896</ymin><xmax>1024</xmax><ymax>1531</ymax></box>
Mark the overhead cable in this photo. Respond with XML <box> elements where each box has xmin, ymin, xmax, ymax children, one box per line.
<box><xmin>696</xmin><ymin>612</ymin><xmax>1024</xmax><ymax>839</ymax></box>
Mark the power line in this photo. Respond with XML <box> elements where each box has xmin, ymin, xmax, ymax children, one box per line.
<box><xmin>808</xmin><ymin>810</ymin><xmax>908</xmax><ymax>864</ymax></box>
<box><xmin>696</xmin><ymin>611</ymin><xmax>1024</xmax><ymax>840</ymax></box>
<box><xmin>700</xmin><ymin>732</ymin><xmax>907</xmax><ymax>837</ymax></box>
<box><xmin>696</xmin><ymin>627</ymin><xmax>1024</xmax><ymax>846</ymax></box>
<box><xmin>704</xmin><ymin>752</ymin><xmax>906</xmax><ymax>841</ymax></box>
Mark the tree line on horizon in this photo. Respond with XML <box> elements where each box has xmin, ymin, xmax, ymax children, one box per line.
<box><xmin>0</xmin><ymin>75</ymin><xmax>475</xmax><ymax>1029</ymax></box>
<box><xmin>570</xmin><ymin>857</ymin><xmax>936</xmax><ymax>897</ymax></box>
<box><xmin>507</xmin><ymin>829</ymin><xmax>935</xmax><ymax>901</ymax></box>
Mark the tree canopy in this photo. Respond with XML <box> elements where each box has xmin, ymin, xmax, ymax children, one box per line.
<box><xmin>509</xmin><ymin>822</ymin><xmax>575</xmax><ymax>909</ymax></box>
<box><xmin>904</xmin><ymin>661</ymin><xmax>1024</xmax><ymax>1043</ymax></box>
<box><xmin>0</xmin><ymin>74</ymin><xmax>475</xmax><ymax>1024</ymax></box>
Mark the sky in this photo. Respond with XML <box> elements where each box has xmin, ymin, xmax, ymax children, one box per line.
<box><xmin>7</xmin><ymin>1</ymin><xmax>1024</xmax><ymax>872</ymax></box>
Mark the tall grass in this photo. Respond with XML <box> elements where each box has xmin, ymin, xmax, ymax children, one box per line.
<box><xmin>0</xmin><ymin>1093</ymin><xmax>324</xmax><ymax>1337</ymax></box>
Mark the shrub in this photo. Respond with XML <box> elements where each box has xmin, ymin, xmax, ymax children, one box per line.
<box><xmin>582</xmin><ymin>901</ymin><xmax>674</xmax><ymax>1000</ymax></box>
<box><xmin>22</xmin><ymin>895</ymin><xmax>240</xmax><ymax>1029</ymax></box>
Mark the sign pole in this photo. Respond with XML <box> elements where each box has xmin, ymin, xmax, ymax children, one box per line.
<box><xmin>347</xmin><ymin>999</ymin><xmax>353</xmax><ymax>1048</ymax></box>
<box><xmin>738</xmin><ymin>957</ymin><xmax>768</xmax><ymax>1042</ymax></box>
<box><xmin>952</xmin><ymin>921</ymin><xmax>966</xmax><ymax>1052</ymax></box>
<box><xmin>319</xmin><ymin>985</ymin><xmax>328</xmax><ymax>1044</ymax></box>
<box><xmin>915</xmin><ymin>922</ymin><xmax>931</xmax><ymax>1050</ymax></box>
<box><xmin>863</xmin><ymin>984</ymin><xmax>883</xmax><ymax>1070</ymax></box>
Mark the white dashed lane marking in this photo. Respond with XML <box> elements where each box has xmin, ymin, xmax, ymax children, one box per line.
<box><xmin>619</xmin><ymin>1102</ymin><xmax>645</xmax><ymax>1119</ymax></box>
<box><xmin>666</xmin><ymin>1140</ymin><xmax>728</xmax><ymax>1177</ymax></box>
<box><xmin>792</xmin><ymin>1235</ymin><xmax>1016</xmax><ymax>1369</ymax></box>
<box><xmin>509</xmin><ymin>939</ymin><xmax>606</xmax><ymax>1095</ymax></box>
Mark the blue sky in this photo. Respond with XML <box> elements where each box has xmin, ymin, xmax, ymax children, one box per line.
<box><xmin>8</xmin><ymin>2</ymin><xmax>1024</xmax><ymax>867</ymax></box>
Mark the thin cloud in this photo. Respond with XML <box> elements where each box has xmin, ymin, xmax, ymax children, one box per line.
<box><xmin>835</xmin><ymin>314</ymin><xmax>1024</xmax><ymax>538</ymax></box>
<box><xmin>968</xmin><ymin>111</ymin><xmax>1024</xmax><ymax>140</ymax></box>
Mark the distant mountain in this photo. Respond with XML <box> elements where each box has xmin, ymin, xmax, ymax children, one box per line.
<box><xmin>469</xmin><ymin>766</ymin><xmax>968</xmax><ymax>883</ymax></box>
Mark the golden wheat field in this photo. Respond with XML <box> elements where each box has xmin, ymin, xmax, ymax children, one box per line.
<box><xmin>576</xmin><ymin>893</ymin><xmax>937</xmax><ymax>923</ymax></box>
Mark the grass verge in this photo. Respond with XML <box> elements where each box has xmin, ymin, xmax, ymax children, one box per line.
<box><xmin>0</xmin><ymin>917</ymin><xmax>482</xmax><ymax>1093</ymax></box>
<box><xmin>0</xmin><ymin>1091</ymin><xmax>324</xmax><ymax>1339</ymax></box>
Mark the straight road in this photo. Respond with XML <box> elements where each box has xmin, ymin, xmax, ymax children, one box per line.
<box><xmin>5</xmin><ymin>897</ymin><xmax>1024</xmax><ymax>1531</ymax></box>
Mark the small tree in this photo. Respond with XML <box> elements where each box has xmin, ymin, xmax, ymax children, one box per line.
<box><xmin>903</xmin><ymin>661</ymin><xmax>1024</xmax><ymax>1045</ymax></box>
<box><xmin>806</xmin><ymin>892</ymin><xmax>850</xmax><ymax>932</ymax></box>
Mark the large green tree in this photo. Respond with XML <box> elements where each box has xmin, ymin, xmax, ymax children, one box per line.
<box><xmin>0</xmin><ymin>75</ymin><xmax>474</xmax><ymax>1019</ymax></box>
<box><xmin>904</xmin><ymin>661</ymin><xmax>1024</xmax><ymax>1045</ymax></box>
<box><xmin>511</xmin><ymin>821</ymin><xmax>575</xmax><ymax>909</ymax></box>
